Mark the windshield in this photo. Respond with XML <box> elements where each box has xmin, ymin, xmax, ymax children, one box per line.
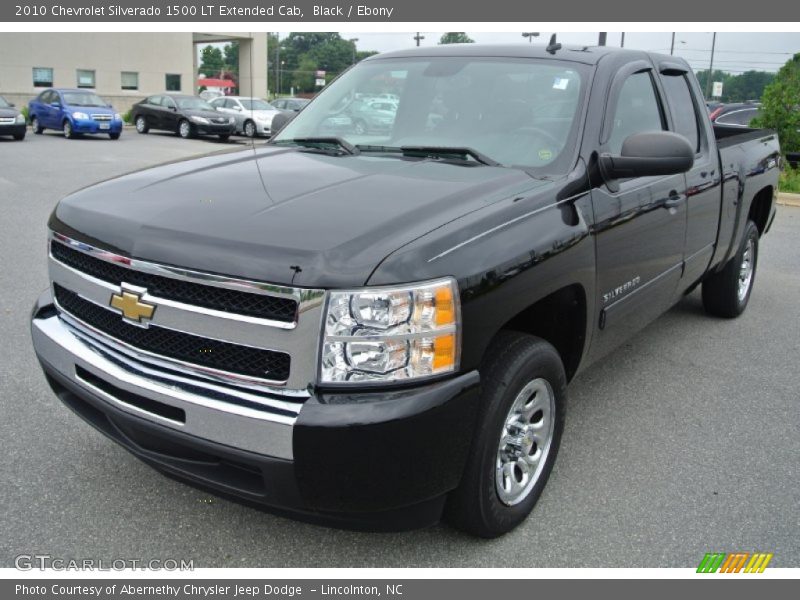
<box><xmin>0</xmin><ymin>96</ymin><xmax>9</xmax><ymax>108</ymax></box>
<box><xmin>63</xmin><ymin>92</ymin><xmax>107</xmax><ymax>107</ymax></box>
<box><xmin>273</xmin><ymin>57</ymin><xmax>588</xmax><ymax>172</ymax></box>
<box><xmin>241</xmin><ymin>98</ymin><xmax>274</xmax><ymax>111</ymax></box>
<box><xmin>176</xmin><ymin>97</ymin><xmax>215</xmax><ymax>111</ymax></box>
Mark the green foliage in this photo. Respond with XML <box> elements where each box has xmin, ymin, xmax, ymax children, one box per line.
<box><xmin>779</xmin><ymin>164</ymin><xmax>800</xmax><ymax>193</ymax></box>
<box><xmin>198</xmin><ymin>45</ymin><xmax>224</xmax><ymax>77</ymax></box>
<box><xmin>223</xmin><ymin>42</ymin><xmax>239</xmax><ymax>73</ymax></box>
<box><xmin>751</xmin><ymin>53</ymin><xmax>800</xmax><ymax>154</ymax></box>
<box><xmin>21</xmin><ymin>106</ymin><xmax>29</xmax><ymax>123</ymax></box>
<box><xmin>122</xmin><ymin>110</ymin><xmax>132</xmax><ymax>124</ymax></box>
<box><xmin>438</xmin><ymin>32</ymin><xmax>475</xmax><ymax>45</ymax></box>
<box><xmin>694</xmin><ymin>69</ymin><xmax>775</xmax><ymax>103</ymax></box>
<box><xmin>272</xmin><ymin>32</ymin><xmax>362</xmax><ymax>94</ymax></box>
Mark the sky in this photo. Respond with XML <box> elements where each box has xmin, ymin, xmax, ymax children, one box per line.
<box><xmin>345</xmin><ymin>32</ymin><xmax>800</xmax><ymax>73</ymax></box>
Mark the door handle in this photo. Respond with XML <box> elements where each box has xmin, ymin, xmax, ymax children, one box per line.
<box><xmin>664</xmin><ymin>190</ymin><xmax>683</xmax><ymax>209</ymax></box>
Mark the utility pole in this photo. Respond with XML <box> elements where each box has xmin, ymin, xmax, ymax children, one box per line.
<box><xmin>705</xmin><ymin>32</ymin><xmax>717</xmax><ymax>99</ymax></box>
<box><xmin>522</xmin><ymin>32</ymin><xmax>539</xmax><ymax>43</ymax></box>
<box><xmin>670</xmin><ymin>32</ymin><xmax>676</xmax><ymax>55</ymax></box>
<box><xmin>349</xmin><ymin>38</ymin><xmax>359</xmax><ymax>64</ymax></box>
<box><xmin>598</xmin><ymin>32</ymin><xmax>607</xmax><ymax>46</ymax></box>
<box><xmin>414</xmin><ymin>32</ymin><xmax>425</xmax><ymax>47</ymax></box>
<box><xmin>274</xmin><ymin>32</ymin><xmax>280</xmax><ymax>97</ymax></box>
<box><xmin>620</xmin><ymin>32</ymin><xmax>625</xmax><ymax>47</ymax></box>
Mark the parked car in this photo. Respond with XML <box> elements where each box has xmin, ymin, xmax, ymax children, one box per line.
<box><xmin>272</xmin><ymin>97</ymin><xmax>310</xmax><ymax>112</ymax></box>
<box><xmin>346</xmin><ymin>99</ymin><xmax>396</xmax><ymax>134</ymax></box>
<box><xmin>199</xmin><ymin>89</ymin><xmax>225</xmax><ymax>102</ymax></box>
<box><xmin>209</xmin><ymin>96</ymin><xmax>281</xmax><ymax>138</ymax></box>
<box><xmin>131</xmin><ymin>94</ymin><xmax>235</xmax><ymax>140</ymax></box>
<box><xmin>28</xmin><ymin>89</ymin><xmax>122</xmax><ymax>139</ymax></box>
<box><xmin>0</xmin><ymin>95</ymin><xmax>27</xmax><ymax>140</ymax></box>
<box><xmin>709</xmin><ymin>102</ymin><xmax>762</xmax><ymax>127</ymax></box>
<box><xmin>32</xmin><ymin>45</ymin><xmax>779</xmax><ymax>537</ymax></box>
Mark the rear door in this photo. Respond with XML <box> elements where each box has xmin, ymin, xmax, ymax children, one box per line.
<box><xmin>42</xmin><ymin>90</ymin><xmax>59</xmax><ymax>127</ymax></box>
<box><xmin>657</xmin><ymin>62</ymin><xmax>722</xmax><ymax>287</ymax></box>
<box><xmin>590</xmin><ymin>62</ymin><xmax>689</xmax><ymax>355</ymax></box>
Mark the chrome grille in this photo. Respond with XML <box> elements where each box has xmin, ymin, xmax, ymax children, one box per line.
<box><xmin>48</xmin><ymin>232</ymin><xmax>326</xmax><ymax>394</ymax></box>
<box><xmin>0</xmin><ymin>117</ymin><xmax>15</xmax><ymax>124</ymax></box>
<box><xmin>91</xmin><ymin>114</ymin><xmax>112</xmax><ymax>121</ymax></box>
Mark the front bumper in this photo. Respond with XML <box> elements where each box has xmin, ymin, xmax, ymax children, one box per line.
<box><xmin>0</xmin><ymin>123</ymin><xmax>26</xmax><ymax>136</ymax></box>
<box><xmin>71</xmin><ymin>119</ymin><xmax>123</xmax><ymax>134</ymax></box>
<box><xmin>31</xmin><ymin>289</ymin><xmax>480</xmax><ymax>529</ymax></box>
<box><xmin>195</xmin><ymin>122</ymin><xmax>235</xmax><ymax>135</ymax></box>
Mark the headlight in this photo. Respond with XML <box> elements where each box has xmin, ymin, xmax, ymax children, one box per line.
<box><xmin>72</xmin><ymin>112</ymin><xmax>89</xmax><ymax>120</ymax></box>
<box><xmin>113</xmin><ymin>113</ymin><xmax>121</xmax><ymax>121</ymax></box>
<box><xmin>190</xmin><ymin>116</ymin><xmax>209</xmax><ymax>124</ymax></box>
<box><xmin>15</xmin><ymin>114</ymin><xmax>25</xmax><ymax>124</ymax></box>
<box><xmin>320</xmin><ymin>278</ymin><xmax>460</xmax><ymax>385</ymax></box>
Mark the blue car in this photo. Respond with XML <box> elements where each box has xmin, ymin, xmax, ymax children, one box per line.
<box><xmin>28</xmin><ymin>88</ymin><xmax>123</xmax><ymax>139</ymax></box>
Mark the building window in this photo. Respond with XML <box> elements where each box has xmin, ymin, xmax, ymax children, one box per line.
<box><xmin>76</xmin><ymin>69</ymin><xmax>96</xmax><ymax>88</ymax></box>
<box><xmin>165</xmin><ymin>74</ymin><xmax>181</xmax><ymax>92</ymax></box>
<box><xmin>121</xmin><ymin>71</ymin><xmax>139</xmax><ymax>90</ymax></box>
<box><xmin>32</xmin><ymin>67</ymin><xmax>53</xmax><ymax>88</ymax></box>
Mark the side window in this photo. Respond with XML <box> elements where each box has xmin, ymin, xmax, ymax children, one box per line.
<box><xmin>40</xmin><ymin>90</ymin><xmax>54</xmax><ymax>104</ymax></box>
<box><xmin>274</xmin><ymin>100</ymin><xmax>285</xmax><ymax>109</ymax></box>
<box><xmin>147</xmin><ymin>95</ymin><xmax>162</xmax><ymax>106</ymax></box>
<box><xmin>163</xmin><ymin>96</ymin><xmax>176</xmax><ymax>110</ymax></box>
<box><xmin>608</xmin><ymin>71</ymin><xmax>665</xmax><ymax>154</ymax></box>
<box><xmin>660</xmin><ymin>73</ymin><xmax>700</xmax><ymax>152</ymax></box>
<box><xmin>225</xmin><ymin>99</ymin><xmax>237</xmax><ymax>109</ymax></box>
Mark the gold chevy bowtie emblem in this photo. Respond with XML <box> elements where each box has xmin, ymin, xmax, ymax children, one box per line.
<box><xmin>110</xmin><ymin>290</ymin><xmax>156</xmax><ymax>323</ymax></box>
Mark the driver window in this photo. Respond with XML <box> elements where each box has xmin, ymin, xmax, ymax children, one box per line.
<box><xmin>608</xmin><ymin>71</ymin><xmax>665</xmax><ymax>154</ymax></box>
<box><xmin>163</xmin><ymin>97</ymin><xmax>176</xmax><ymax>110</ymax></box>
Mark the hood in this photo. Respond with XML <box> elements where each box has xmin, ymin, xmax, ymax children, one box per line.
<box><xmin>51</xmin><ymin>146</ymin><xmax>548</xmax><ymax>288</ymax></box>
<box><xmin>251</xmin><ymin>109</ymin><xmax>280</xmax><ymax>120</ymax></box>
<box><xmin>185</xmin><ymin>109</ymin><xmax>227</xmax><ymax>119</ymax></box>
<box><xmin>66</xmin><ymin>105</ymin><xmax>114</xmax><ymax>114</ymax></box>
<box><xmin>0</xmin><ymin>107</ymin><xmax>20</xmax><ymax>118</ymax></box>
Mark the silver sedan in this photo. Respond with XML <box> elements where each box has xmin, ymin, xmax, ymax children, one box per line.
<box><xmin>209</xmin><ymin>96</ymin><xmax>281</xmax><ymax>138</ymax></box>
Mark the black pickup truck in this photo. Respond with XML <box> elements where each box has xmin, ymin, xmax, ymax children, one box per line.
<box><xmin>31</xmin><ymin>44</ymin><xmax>779</xmax><ymax>537</ymax></box>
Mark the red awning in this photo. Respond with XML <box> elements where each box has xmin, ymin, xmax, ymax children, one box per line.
<box><xmin>198</xmin><ymin>78</ymin><xmax>235</xmax><ymax>88</ymax></box>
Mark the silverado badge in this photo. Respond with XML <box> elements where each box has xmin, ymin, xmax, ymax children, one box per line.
<box><xmin>109</xmin><ymin>288</ymin><xmax>156</xmax><ymax>326</ymax></box>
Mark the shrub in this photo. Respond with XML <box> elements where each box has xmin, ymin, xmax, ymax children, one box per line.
<box><xmin>21</xmin><ymin>106</ymin><xmax>29</xmax><ymax>123</ymax></box>
<box><xmin>122</xmin><ymin>110</ymin><xmax>132</xmax><ymax>124</ymax></box>
<box><xmin>752</xmin><ymin>53</ymin><xmax>800</xmax><ymax>154</ymax></box>
<box><xmin>779</xmin><ymin>164</ymin><xmax>800</xmax><ymax>194</ymax></box>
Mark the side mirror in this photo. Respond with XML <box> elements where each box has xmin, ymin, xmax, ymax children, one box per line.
<box><xmin>599</xmin><ymin>131</ymin><xmax>694</xmax><ymax>182</ymax></box>
<box><xmin>270</xmin><ymin>111</ymin><xmax>295</xmax><ymax>134</ymax></box>
<box><xmin>235</xmin><ymin>105</ymin><xmax>243</xmax><ymax>111</ymax></box>
<box><xmin>8</xmin><ymin>102</ymin><xmax>15</xmax><ymax>107</ymax></box>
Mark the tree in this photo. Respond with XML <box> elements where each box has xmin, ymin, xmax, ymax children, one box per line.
<box><xmin>223</xmin><ymin>42</ymin><xmax>239</xmax><ymax>75</ymax></box>
<box><xmin>198</xmin><ymin>45</ymin><xmax>224</xmax><ymax>78</ymax></box>
<box><xmin>752</xmin><ymin>53</ymin><xmax>800</xmax><ymax>153</ymax></box>
<box><xmin>439</xmin><ymin>32</ymin><xmax>475</xmax><ymax>45</ymax></box>
<box><xmin>694</xmin><ymin>69</ymin><xmax>775</xmax><ymax>103</ymax></box>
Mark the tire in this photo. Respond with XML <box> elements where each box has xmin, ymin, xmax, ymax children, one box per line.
<box><xmin>218</xmin><ymin>134</ymin><xmax>230</xmax><ymax>142</ymax></box>
<box><xmin>63</xmin><ymin>120</ymin><xmax>76</xmax><ymax>139</ymax></box>
<box><xmin>109</xmin><ymin>132</ymin><xmax>121</xmax><ymax>140</ymax></box>
<box><xmin>244</xmin><ymin>120</ymin><xmax>256</xmax><ymax>138</ymax></box>
<box><xmin>31</xmin><ymin>116</ymin><xmax>43</xmax><ymax>134</ymax></box>
<box><xmin>13</xmin><ymin>132</ymin><xmax>25</xmax><ymax>141</ymax></box>
<box><xmin>444</xmin><ymin>331</ymin><xmax>567</xmax><ymax>538</ymax></box>
<box><xmin>702</xmin><ymin>220</ymin><xmax>759</xmax><ymax>318</ymax></box>
<box><xmin>134</xmin><ymin>115</ymin><xmax>149</xmax><ymax>134</ymax></box>
<box><xmin>178</xmin><ymin>119</ymin><xmax>194</xmax><ymax>139</ymax></box>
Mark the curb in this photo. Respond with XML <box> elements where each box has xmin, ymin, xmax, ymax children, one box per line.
<box><xmin>777</xmin><ymin>192</ymin><xmax>800</xmax><ymax>208</ymax></box>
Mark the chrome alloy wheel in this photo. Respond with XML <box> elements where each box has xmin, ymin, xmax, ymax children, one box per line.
<box><xmin>737</xmin><ymin>238</ymin><xmax>755</xmax><ymax>302</ymax></box>
<box><xmin>496</xmin><ymin>378</ymin><xmax>556</xmax><ymax>506</ymax></box>
<box><xmin>179</xmin><ymin>120</ymin><xmax>191</xmax><ymax>138</ymax></box>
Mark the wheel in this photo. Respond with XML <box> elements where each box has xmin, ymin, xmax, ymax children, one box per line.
<box><xmin>353</xmin><ymin>119</ymin><xmax>367</xmax><ymax>135</ymax></box>
<box><xmin>109</xmin><ymin>132</ymin><xmax>121</xmax><ymax>140</ymax></box>
<box><xmin>218</xmin><ymin>134</ymin><xmax>230</xmax><ymax>142</ymax></box>
<box><xmin>13</xmin><ymin>132</ymin><xmax>25</xmax><ymax>141</ymax></box>
<box><xmin>178</xmin><ymin>119</ymin><xmax>194</xmax><ymax>139</ymax></box>
<box><xmin>244</xmin><ymin>120</ymin><xmax>256</xmax><ymax>138</ymax></box>
<box><xmin>444</xmin><ymin>331</ymin><xmax>567</xmax><ymax>537</ymax></box>
<box><xmin>63</xmin><ymin>120</ymin><xmax>76</xmax><ymax>139</ymax></box>
<box><xmin>702</xmin><ymin>220</ymin><xmax>759</xmax><ymax>318</ymax></box>
<box><xmin>31</xmin><ymin>116</ymin><xmax>43</xmax><ymax>134</ymax></box>
<box><xmin>134</xmin><ymin>115</ymin><xmax>149</xmax><ymax>134</ymax></box>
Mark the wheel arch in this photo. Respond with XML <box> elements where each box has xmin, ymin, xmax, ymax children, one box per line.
<box><xmin>488</xmin><ymin>283</ymin><xmax>588</xmax><ymax>382</ymax></box>
<box><xmin>748</xmin><ymin>185</ymin><xmax>773</xmax><ymax>236</ymax></box>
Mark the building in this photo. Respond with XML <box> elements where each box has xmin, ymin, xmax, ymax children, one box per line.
<box><xmin>0</xmin><ymin>32</ymin><xmax>267</xmax><ymax>114</ymax></box>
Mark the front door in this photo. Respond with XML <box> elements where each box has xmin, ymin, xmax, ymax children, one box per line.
<box><xmin>590</xmin><ymin>67</ymin><xmax>688</xmax><ymax>357</ymax></box>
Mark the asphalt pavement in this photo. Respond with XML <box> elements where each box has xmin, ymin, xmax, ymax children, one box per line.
<box><xmin>1</xmin><ymin>129</ymin><xmax>798</xmax><ymax>568</ymax></box>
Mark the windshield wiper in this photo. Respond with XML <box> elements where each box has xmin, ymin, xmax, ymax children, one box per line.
<box><xmin>399</xmin><ymin>146</ymin><xmax>500</xmax><ymax>166</ymax></box>
<box><xmin>274</xmin><ymin>137</ymin><xmax>359</xmax><ymax>156</ymax></box>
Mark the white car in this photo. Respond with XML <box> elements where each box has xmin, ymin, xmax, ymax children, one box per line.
<box><xmin>209</xmin><ymin>96</ymin><xmax>281</xmax><ymax>137</ymax></box>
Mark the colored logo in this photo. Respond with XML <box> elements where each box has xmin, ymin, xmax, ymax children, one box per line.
<box><xmin>697</xmin><ymin>552</ymin><xmax>773</xmax><ymax>573</ymax></box>
<box><xmin>110</xmin><ymin>288</ymin><xmax>156</xmax><ymax>325</ymax></box>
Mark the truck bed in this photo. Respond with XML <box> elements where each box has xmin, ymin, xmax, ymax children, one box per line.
<box><xmin>713</xmin><ymin>124</ymin><xmax>777</xmax><ymax>148</ymax></box>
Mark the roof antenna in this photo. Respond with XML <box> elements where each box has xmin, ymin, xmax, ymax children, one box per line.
<box><xmin>546</xmin><ymin>34</ymin><xmax>562</xmax><ymax>54</ymax></box>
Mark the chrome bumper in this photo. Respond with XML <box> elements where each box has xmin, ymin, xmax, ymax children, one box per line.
<box><xmin>31</xmin><ymin>304</ymin><xmax>297</xmax><ymax>460</ymax></box>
